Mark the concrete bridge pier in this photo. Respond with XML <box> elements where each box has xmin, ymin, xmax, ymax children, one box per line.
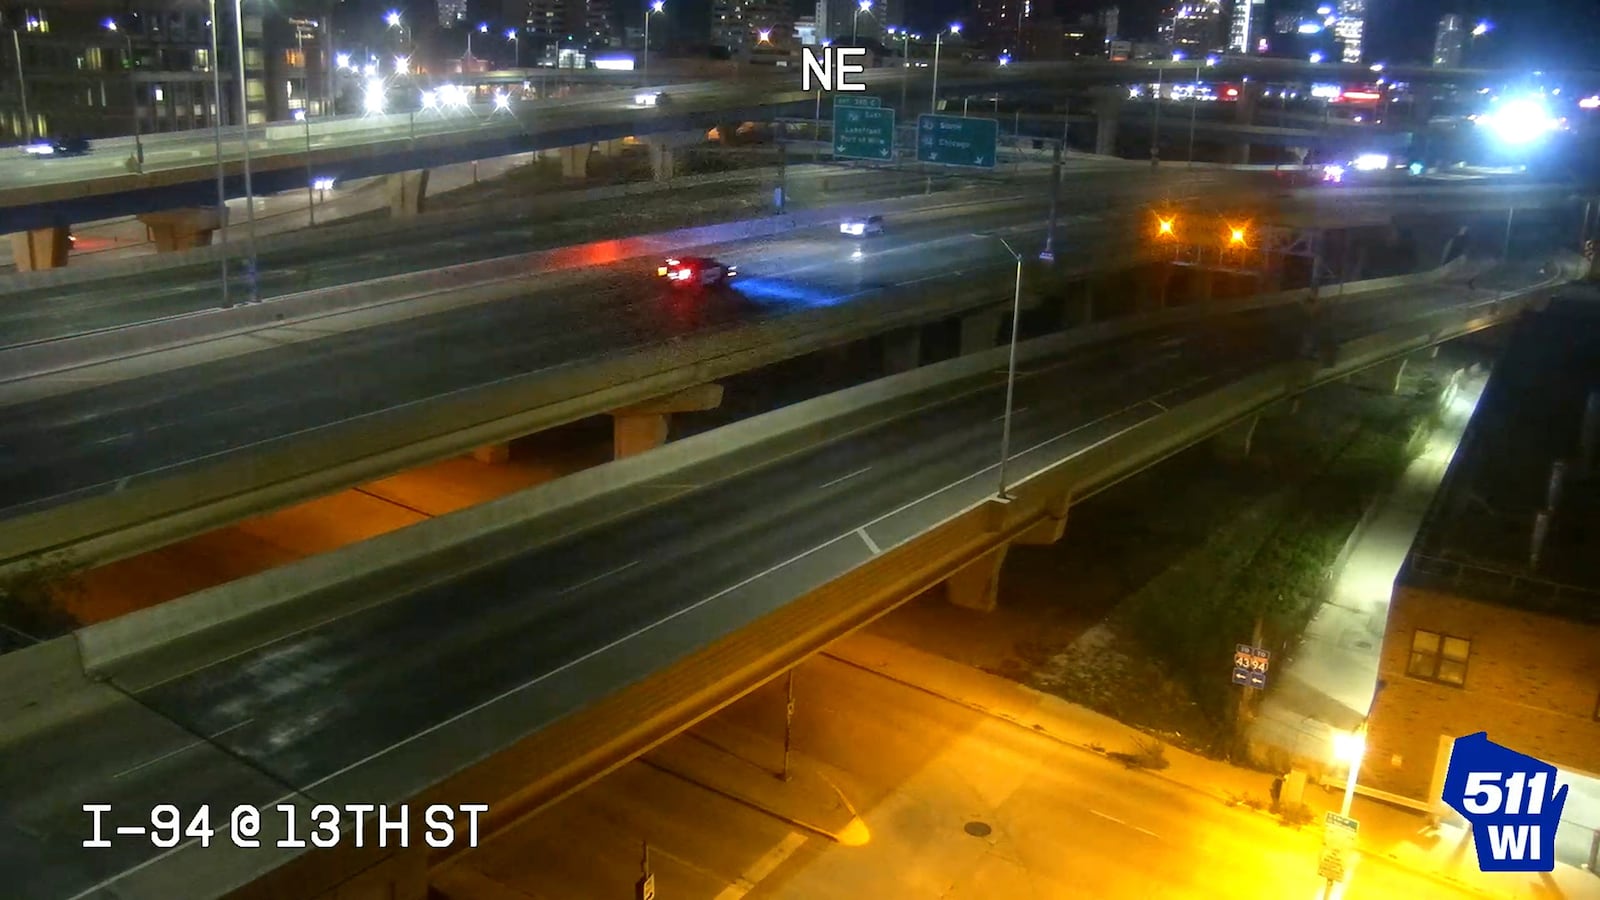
<box><xmin>561</xmin><ymin>143</ymin><xmax>592</xmax><ymax>179</ymax></box>
<box><xmin>945</xmin><ymin>545</ymin><xmax>1008</xmax><ymax>612</ymax></box>
<box><xmin>959</xmin><ymin>309</ymin><xmax>1003</xmax><ymax>356</ymax></box>
<box><xmin>609</xmin><ymin>383</ymin><xmax>725</xmax><ymax>458</ymax></box>
<box><xmin>1090</xmin><ymin>87</ymin><xmax>1124</xmax><ymax>157</ymax></box>
<box><xmin>138</xmin><ymin>207</ymin><xmax>226</xmax><ymax>252</ymax></box>
<box><xmin>8</xmin><ymin>225</ymin><xmax>71</xmax><ymax>271</ymax></box>
<box><xmin>644</xmin><ymin>132</ymin><xmax>701</xmax><ymax>183</ymax></box>
<box><xmin>386</xmin><ymin>169</ymin><xmax>430</xmax><ymax>217</ymax></box>
<box><xmin>882</xmin><ymin>327</ymin><xmax>923</xmax><ymax>374</ymax></box>
<box><xmin>1211</xmin><ymin>414</ymin><xmax>1260</xmax><ymax>461</ymax></box>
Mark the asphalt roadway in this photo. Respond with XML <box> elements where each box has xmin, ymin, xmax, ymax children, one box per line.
<box><xmin>0</xmin><ymin>261</ymin><xmax>1548</xmax><ymax>900</ymax></box>
<box><xmin>0</xmin><ymin>168</ymin><xmax>1256</xmax><ymax>522</ymax></box>
<box><xmin>0</xmin><ymin>163</ymin><xmax>1077</xmax><ymax>347</ymax></box>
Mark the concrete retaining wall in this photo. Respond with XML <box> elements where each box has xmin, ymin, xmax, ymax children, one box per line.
<box><xmin>73</xmin><ymin>257</ymin><xmax>1474</xmax><ymax>676</ymax></box>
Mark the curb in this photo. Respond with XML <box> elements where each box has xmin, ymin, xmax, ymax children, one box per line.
<box><xmin>821</xmin><ymin>650</ymin><xmax>1506</xmax><ymax>898</ymax></box>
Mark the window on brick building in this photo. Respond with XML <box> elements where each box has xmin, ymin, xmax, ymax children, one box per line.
<box><xmin>1407</xmin><ymin>629</ymin><xmax>1469</xmax><ymax>685</ymax></box>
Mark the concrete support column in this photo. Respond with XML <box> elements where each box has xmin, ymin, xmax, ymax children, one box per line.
<box><xmin>608</xmin><ymin>383</ymin><xmax>724</xmax><ymax>459</ymax></box>
<box><xmin>959</xmin><ymin>310</ymin><xmax>1002</xmax><ymax>356</ymax></box>
<box><xmin>1353</xmin><ymin>357</ymin><xmax>1408</xmax><ymax>394</ymax></box>
<box><xmin>1090</xmin><ymin>87</ymin><xmax>1124</xmax><ymax>156</ymax></box>
<box><xmin>649</xmin><ymin>143</ymin><xmax>675</xmax><ymax>182</ymax></box>
<box><xmin>882</xmin><ymin>327</ymin><xmax>922</xmax><ymax>374</ymax></box>
<box><xmin>137</xmin><ymin>207</ymin><xmax>226</xmax><ymax>252</ymax></box>
<box><xmin>1212</xmin><ymin>414</ymin><xmax>1260</xmax><ymax>462</ymax></box>
<box><xmin>596</xmin><ymin>138</ymin><xmax>624</xmax><ymax>158</ymax></box>
<box><xmin>561</xmin><ymin>143</ymin><xmax>592</xmax><ymax>179</ymax></box>
<box><xmin>385</xmin><ymin>169</ymin><xmax>429</xmax><ymax>217</ymax></box>
<box><xmin>1015</xmin><ymin>495</ymin><xmax>1069</xmax><ymax>545</ymax></box>
<box><xmin>945</xmin><ymin>545</ymin><xmax>1009</xmax><ymax>612</ymax></box>
<box><xmin>8</xmin><ymin>225</ymin><xmax>71</xmax><ymax>271</ymax></box>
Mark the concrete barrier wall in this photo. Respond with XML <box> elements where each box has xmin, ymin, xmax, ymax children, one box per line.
<box><xmin>72</xmin><ymin>257</ymin><xmax>1472</xmax><ymax>675</ymax></box>
<box><xmin>0</xmin><ymin>189</ymin><xmax>1037</xmax><ymax>382</ymax></box>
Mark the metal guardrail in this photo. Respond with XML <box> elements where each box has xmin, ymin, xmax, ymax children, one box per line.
<box><xmin>1402</xmin><ymin>553</ymin><xmax>1600</xmax><ymax>624</ymax></box>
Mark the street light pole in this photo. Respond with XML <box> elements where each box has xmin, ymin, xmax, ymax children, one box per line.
<box><xmin>1187</xmin><ymin>63</ymin><xmax>1199</xmax><ymax>167</ymax></box>
<box><xmin>232</xmin><ymin>0</ymin><xmax>259</xmax><ymax>300</ymax></box>
<box><xmin>296</xmin><ymin>110</ymin><xmax>313</xmax><ymax>225</ymax></box>
<box><xmin>207</xmin><ymin>0</ymin><xmax>229</xmax><ymax>307</ymax></box>
<box><xmin>11</xmin><ymin>28</ymin><xmax>30</xmax><ymax>143</ymax></box>
<box><xmin>643</xmin><ymin>0</ymin><xmax>664</xmax><ymax>86</ymax></box>
<box><xmin>1040</xmin><ymin>100</ymin><xmax>1067</xmax><ymax>261</ymax></box>
<box><xmin>123</xmin><ymin>34</ymin><xmax>145</xmax><ymax>171</ymax></box>
<box><xmin>1150</xmin><ymin>65</ymin><xmax>1162</xmax><ymax>166</ymax></box>
<box><xmin>1503</xmin><ymin>206</ymin><xmax>1515</xmax><ymax>259</ymax></box>
<box><xmin>932</xmin><ymin>26</ymin><xmax>959</xmax><ymax>113</ymax></box>
<box><xmin>976</xmin><ymin>232</ymin><xmax>1025</xmax><ymax>499</ymax></box>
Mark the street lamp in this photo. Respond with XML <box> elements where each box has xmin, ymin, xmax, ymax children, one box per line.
<box><xmin>643</xmin><ymin>0</ymin><xmax>665</xmax><ymax>86</ymax></box>
<box><xmin>233</xmin><ymin>0</ymin><xmax>260</xmax><ymax>300</ymax></box>
<box><xmin>1187</xmin><ymin>54</ymin><xmax>1216</xmax><ymax>167</ymax></box>
<box><xmin>204</xmin><ymin>0</ymin><xmax>229</xmax><ymax>307</ymax></box>
<box><xmin>853</xmin><ymin>0</ymin><xmax>872</xmax><ymax>43</ymax></box>
<box><xmin>974</xmin><ymin>231</ymin><xmax>1026</xmax><ymax>500</ymax></box>
<box><xmin>105</xmin><ymin>19</ymin><xmax>146</xmax><ymax>172</ymax></box>
<box><xmin>294</xmin><ymin>109</ymin><xmax>314</xmax><ymax>225</ymax></box>
<box><xmin>1309</xmin><ymin>50</ymin><xmax>1324</xmax><ymax>63</ymax></box>
<box><xmin>8</xmin><ymin>20</ymin><xmax>31</xmax><ymax>143</ymax></box>
<box><xmin>466</xmin><ymin>22</ymin><xmax>488</xmax><ymax>61</ymax></box>
<box><xmin>932</xmin><ymin>23</ymin><xmax>961</xmax><ymax>113</ymax></box>
<box><xmin>506</xmin><ymin>28</ymin><xmax>520</xmax><ymax>67</ymax></box>
<box><xmin>887</xmin><ymin>27</ymin><xmax>914</xmax><ymax>111</ymax></box>
<box><xmin>363</xmin><ymin>77</ymin><xmax>386</xmax><ymax>114</ymax></box>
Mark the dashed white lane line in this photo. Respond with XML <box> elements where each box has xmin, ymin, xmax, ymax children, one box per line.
<box><xmin>1088</xmin><ymin>808</ymin><xmax>1160</xmax><ymax>839</ymax></box>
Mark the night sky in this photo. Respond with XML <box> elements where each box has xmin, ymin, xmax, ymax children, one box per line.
<box><xmin>419</xmin><ymin>0</ymin><xmax>1599</xmax><ymax>68</ymax></box>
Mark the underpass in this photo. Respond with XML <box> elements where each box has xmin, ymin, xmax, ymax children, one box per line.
<box><xmin>0</xmin><ymin>250</ymin><xmax>1568</xmax><ymax>899</ymax></box>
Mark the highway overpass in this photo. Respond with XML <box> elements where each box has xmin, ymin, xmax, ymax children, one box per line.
<box><xmin>0</xmin><ymin>173</ymin><xmax>1565</xmax><ymax>583</ymax></box>
<box><xmin>0</xmin><ymin>250</ymin><xmax>1567</xmax><ymax>900</ymax></box>
<box><xmin>4</xmin><ymin>53</ymin><xmax>1570</xmax><ymax>250</ymax></box>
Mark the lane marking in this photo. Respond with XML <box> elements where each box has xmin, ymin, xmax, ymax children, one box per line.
<box><xmin>113</xmin><ymin>740</ymin><xmax>203</xmax><ymax>780</ymax></box>
<box><xmin>1089</xmin><ymin>809</ymin><xmax>1160</xmax><ymax>839</ymax></box>
<box><xmin>1149</xmin><ymin>400</ymin><xmax>1167</xmax><ymax>411</ymax></box>
<box><xmin>818</xmin><ymin>466</ymin><xmax>870</xmax><ymax>490</ymax></box>
<box><xmin>856</xmin><ymin>528</ymin><xmax>882</xmax><ymax>555</ymax></box>
<box><xmin>991</xmin><ymin>406</ymin><xmax>1027</xmax><ymax>423</ymax></box>
<box><xmin>560</xmin><ymin>559</ymin><xmax>640</xmax><ymax>594</ymax></box>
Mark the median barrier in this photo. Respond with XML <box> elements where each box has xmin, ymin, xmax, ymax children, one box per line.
<box><xmin>0</xmin><ymin>189</ymin><xmax>1042</xmax><ymax>382</ymax></box>
<box><xmin>71</xmin><ymin>257</ymin><xmax>1478</xmax><ymax>677</ymax></box>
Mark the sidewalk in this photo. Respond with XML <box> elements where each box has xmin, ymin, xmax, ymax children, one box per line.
<box><xmin>826</xmin><ymin>629</ymin><xmax>1600</xmax><ymax>900</ymax></box>
<box><xmin>1248</xmin><ymin>369</ymin><xmax>1485</xmax><ymax>772</ymax></box>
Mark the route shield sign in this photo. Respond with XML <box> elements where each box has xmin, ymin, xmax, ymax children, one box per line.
<box><xmin>833</xmin><ymin>106</ymin><xmax>895</xmax><ymax>161</ymax></box>
<box><xmin>834</xmin><ymin>96</ymin><xmax>881</xmax><ymax>107</ymax></box>
<box><xmin>916</xmin><ymin>114</ymin><xmax>998</xmax><ymax>168</ymax></box>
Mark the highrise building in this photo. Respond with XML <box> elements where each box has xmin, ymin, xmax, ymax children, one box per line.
<box><xmin>1433</xmin><ymin>13</ymin><xmax>1464</xmax><ymax>67</ymax></box>
<box><xmin>580</xmin><ymin>0</ymin><xmax>616</xmax><ymax>46</ymax></box>
<box><xmin>1159</xmin><ymin>1</ymin><xmax>1224</xmax><ymax>56</ymax></box>
<box><xmin>1100</xmin><ymin>5</ymin><xmax>1119</xmax><ymax>43</ymax></box>
<box><xmin>439</xmin><ymin>0</ymin><xmax>467</xmax><ymax>28</ymax></box>
<box><xmin>0</xmin><ymin>0</ymin><xmax>321</xmax><ymax>143</ymax></box>
<box><xmin>712</xmin><ymin>0</ymin><xmax>785</xmax><ymax>52</ymax></box>
<box><xmin>1228</xmin><ymin>0</ymin><xmax>1264</xmax><ymax>53</ymax></box>
<box><xmin>1334</xmin><ymin>0</ymin><xmax>1364</xmax><ymax>62</ymax></box>
<box><xmin>976</xmin><ymin>0</ymin><xmax>1052</xmax><ymax>57</ymax></box>
<box><xmin>526</xmin><ymin>0</ymin><xmax>568</xmax><ymax>46</ymax></box>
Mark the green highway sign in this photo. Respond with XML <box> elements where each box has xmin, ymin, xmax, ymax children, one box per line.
<box><xmin>916</xmin><ymin>114</ymin><xmax>998</xmax><ymax>168</ymax></box>
<box><xmin>833</xmin><ymin>96</ymin><xmax>881</xmax><ymax>107</ymax></box>
<box><xmin>833</xmin><ymin>106</ymin><xmax>896</xmax><ymax>161</ymax></box>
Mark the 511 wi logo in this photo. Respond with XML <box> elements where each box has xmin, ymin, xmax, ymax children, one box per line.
<box><xmin>1442</xmin><ymin>732</ymin><xmax>1570</xmax><ymax>872</ymax></box>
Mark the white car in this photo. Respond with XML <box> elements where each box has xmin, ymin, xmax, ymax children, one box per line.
<box><xmin>840</xmin><ymin>215</ymin><xmax>885</xmax><ymax>237</ymax></box>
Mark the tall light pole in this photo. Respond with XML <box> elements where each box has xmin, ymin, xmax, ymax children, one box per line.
<box><xmin>975</xmin><ymin>231</ymin><xmax>1025</xmax><ymax>500</ymax></box>
<box><xmin>931</xmin><ymin>23</ymin><xmax>960</xmax><ymax>113</ymax></box>
<box><xmin>643</xmin><ymin>0</ymin><xmax>664</xmax><ymax>85</ymax></box>
<box><xmin>852</xmin><ymin>0</ymin><xmax>872</xmax><ymax>42</ymax></box>
<box><xmin>233</xmin><ymin>0</ymin><xmax>259</xmax><ymax>300</ymax></box>
<box><xmin>11</xmin><ymin>25</ymin><xmax>30</xmax><ymax>143</ymax></box>
<box><xmin>206</xmin><ymin>0</ymin><xmax>229</xmax><ymax>307</ymax></box>
<box><xmin>1188</xmin><ymin>55</ymin><xmax>1215</xmax><ymax>167</ymax></box>
<box><xmin>1039</xmin><ymin>97</ymin><xmax>1067</xmax><ymax>261</ymax></box>
<box><xmin>103</xmin><ymin>20</ymin><xmax>145</xmax><ymax>170</ymax></box>
<box><xmin>887</xmin><ymin>27</ymin><xmax>915</xmax><ymax>112</ymax></box>
<box><xmin>506</xmin><ymin>28</ymin><xmax>520</xmax><ymax>67</ymax></box>
<box><xmin>295</xmin><ymin>109</ymin><xmax>314</xmax><ymax>225</ymax></box>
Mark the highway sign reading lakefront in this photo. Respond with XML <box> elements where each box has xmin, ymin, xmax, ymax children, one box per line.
<box><xmin>833</xmin><ymin>106</ymin><xmax>896</xmax><ymax>161</ymax></box>
<box><xmin>916</xmin><ymin>114</ymin><xmax>998</xmax><ymax>168</ymax></box>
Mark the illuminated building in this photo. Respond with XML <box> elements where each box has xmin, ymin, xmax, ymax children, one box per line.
<box><xmin>1228</xmin><ymin>0</ymin><xmax>1264</xmax><ymax>53</ymax></box>
<box><xmin>1334</xmin><ymin>0</ymin><xmax>1363</xmax><ymax>62</ymax></box>
<box><xmin>1433</xmin><ymin>14</ymin><xmax>1464</xmax><ymax>67</ymax></box>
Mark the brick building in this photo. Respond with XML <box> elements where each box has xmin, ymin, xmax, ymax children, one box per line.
<box><xmin>1364</xmin><ymin>296</ymin><xmax>1600</xmax><ymax>866</ymax></box>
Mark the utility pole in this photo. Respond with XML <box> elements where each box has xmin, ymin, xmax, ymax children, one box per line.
<box><xmin>781</xmin><ymin>670</ymin><xmax>796</xmax><ymax>781</ymax></box>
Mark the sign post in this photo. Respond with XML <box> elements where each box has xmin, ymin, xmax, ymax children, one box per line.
<box><xmin>916</xmin><ymin>114</ymin><xmax>998</xmax><ymax>168</ymax></box>
<box><xmin>832</xmin><ymin>105</ymin><xmax>896</xmax><ymax>161</ymax></box>
<box><xmin>1318</xmin><ymin>812</ymin><xmax>1359</xmax><ymax>898</ymax></box>
<box><xmin>1231</xmin><ymin>644</ymin><xmax>1271</xmax><ymax>689</ymax></box>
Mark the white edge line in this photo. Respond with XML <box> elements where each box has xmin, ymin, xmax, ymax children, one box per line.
<box><xmin>818</xmin><ymin>466</ymin><xmax>871</xmax><ymax>490</ymax></box>
<box><xmin>559</xmin><ymin>559</ymin><xmax>641</xmax><ymax>594</ymax></box>
<box><xmin>856</xmin><ymin>528</ymin><xmax>881</xmax><ymax>555</ymax></box>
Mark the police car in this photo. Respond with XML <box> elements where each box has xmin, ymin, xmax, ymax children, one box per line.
<box><xmin>657</xmin><ymin>256</ymin><xmax>737</xmax><ymax>288</ymax></box>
